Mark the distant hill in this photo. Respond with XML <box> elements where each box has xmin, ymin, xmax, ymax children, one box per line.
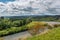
<box><xmin>0</xmin><ymin>15</ymin><xmax>60</xmax><ymax>21</ymax></box>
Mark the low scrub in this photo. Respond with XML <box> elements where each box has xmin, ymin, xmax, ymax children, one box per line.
<box><xmin>54</xmin><ymin>24</ymin><xmax>60</xmax><ymax>27</ymax></box>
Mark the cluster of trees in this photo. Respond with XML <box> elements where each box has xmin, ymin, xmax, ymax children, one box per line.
<box><xmin>0</xmin><ymin>17</ymin><xmax>32</xmax><ymax>36</ymax></box>
<box><xmin>0</xmin><ymin>18</ymin><xmax>32</xmax><ymax>30</ymax></box>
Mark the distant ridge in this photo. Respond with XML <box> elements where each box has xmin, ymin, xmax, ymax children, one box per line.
<box><xmin>0</xmin><ymin>15</ymin><xmax>59</xmax><ymax>19</ymax></box>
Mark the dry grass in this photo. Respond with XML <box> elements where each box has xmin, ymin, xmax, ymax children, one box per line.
<box><xmin>0</xmin><ymin>38</ymin><xmax>4</xmax><ymax>40</ymax></box>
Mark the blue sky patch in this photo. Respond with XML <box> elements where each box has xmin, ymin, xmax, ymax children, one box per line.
<box><xmin>0</xmin><ymin>0</ymin><xmax>15</xmax><ymax>3</ymax></box>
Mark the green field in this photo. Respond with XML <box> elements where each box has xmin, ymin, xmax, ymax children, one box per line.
<box><xmin>27</xmin><ymin>27</ymin><xmax>60</xmax><ymax>40</ymax></box>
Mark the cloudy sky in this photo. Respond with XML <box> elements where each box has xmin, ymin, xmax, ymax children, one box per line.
<box><xmin>0</xmin><ymin>0</ymin><xmax>60</xmax><ymax>16</ymax></box>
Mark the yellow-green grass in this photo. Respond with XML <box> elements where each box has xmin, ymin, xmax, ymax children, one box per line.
<box><xmin>27</xmin><ymin>21</ymin><xmax>48</xmax><ymax>28</ymax></box>
<box><xmin>27</xmin><ymin>27</ymin><xmax>60</xmax><ymax>40</ymax></box>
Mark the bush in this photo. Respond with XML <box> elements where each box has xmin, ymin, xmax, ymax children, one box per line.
<box><xmin>54</xmin><ymin>24</ymin><xmax>60</xmax><ymax>28</ymax></box>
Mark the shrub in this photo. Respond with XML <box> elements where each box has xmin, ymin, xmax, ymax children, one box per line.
<box><xmin>54</xmin><ymin>24</ymin><xmax>60</xmax><ymax>28</ymax></box>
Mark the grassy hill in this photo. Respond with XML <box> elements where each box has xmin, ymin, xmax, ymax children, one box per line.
<box><xmin>27</xmin><ymin>27</ymin><xmax>60</xmax><ymax>40</ymax></box>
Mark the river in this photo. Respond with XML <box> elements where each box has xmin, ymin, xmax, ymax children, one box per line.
<box><xmin>3</xmin><ymin>31</ymin><xmax>31</xmax><ymax>40</ymax></box>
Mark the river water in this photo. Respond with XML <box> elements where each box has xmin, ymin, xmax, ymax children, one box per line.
<box><xmin>3</xmin><ymin>31</ymin><xmax>31</xmax><ymax>40</ymax></box>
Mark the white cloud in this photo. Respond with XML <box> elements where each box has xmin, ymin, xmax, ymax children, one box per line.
<box><xmin>0</xmin><ymin>0</ymin><xmax>60</xmax><ymax>16</ymax></box>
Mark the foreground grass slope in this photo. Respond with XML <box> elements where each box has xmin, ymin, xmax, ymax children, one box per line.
<box><xmin>27</xmin><ymin>27</ymin><xmax>60</xmax><ymax>40</ymax></box>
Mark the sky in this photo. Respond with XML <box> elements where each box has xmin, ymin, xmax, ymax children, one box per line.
<box><xmin>0</xmin><ymin>0</ymin><xmax>15</xmax><ymax>3</ymax></box>
<box><xmin>0</xmin><ymin>0</ymin><xmax>60</xmax><ymax>16</ymax></box>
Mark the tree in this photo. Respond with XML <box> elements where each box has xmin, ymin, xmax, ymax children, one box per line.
<box><xmin>0</xmin><ymin>18</ymin><xmax>12</xmax><ymax>30</ymax></box>
<box><xmin>26</xmin><ymin>17</ymin><xmax>32</xmax><ymax>24</ymax></box>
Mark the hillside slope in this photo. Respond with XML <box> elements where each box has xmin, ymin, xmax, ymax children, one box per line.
<box><xmin>27</xmin><ymin>27</ymin><xmax>60</xmax><ymax>40</ymax></box>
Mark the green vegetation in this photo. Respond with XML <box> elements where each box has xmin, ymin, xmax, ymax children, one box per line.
<box><xmin>0</xmin><ymin>18</ymin><xmax>32</xmax><ymax>37</ymax></box>
<box><xmin>0</xmin><ymin>26</ymin><xmax>27</xmax><ymax>37</ymax></box>
<box><xmin>27</xmin><ymin>22</ymin><xmax>48</xmax><ymax>29</ymax></box>
<box><xmin>27</xmin><ymin>27</ymin><xmax>60</xmax><ymax>40</ymax></box>
<box><xmin>0</xmin><ymin>16</ymin><xmax>60</xmax><ymax>38</ymax></box>
<box><xmin>54</xmin><ymin>24</ymin><xmax>60</xmax><ymax>28</ymax></box>
<box><xmin>31</xmin><ymin>16</ymin><xmax>60</xmax><ymax>22</ymax></box>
